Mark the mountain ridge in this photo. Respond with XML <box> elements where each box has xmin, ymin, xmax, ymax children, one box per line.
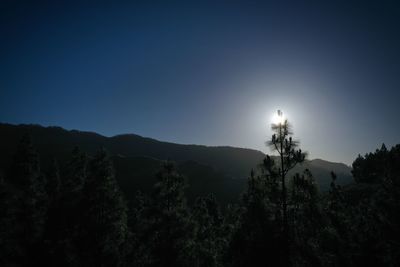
<box><xmin>0</xmin><ymin>122</ymin><xmax>353</xmax><ymax>203</ymax></box>
<box><xmin>0</xmin><ymin>123</ymin><xmax>353</xmax><ymax>164</ymax></box>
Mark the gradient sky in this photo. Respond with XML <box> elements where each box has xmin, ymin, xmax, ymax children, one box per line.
<box><xmin>1</xmin><ymin>0</ymin><xmax>400</xmax><ymax>165</ymax></box>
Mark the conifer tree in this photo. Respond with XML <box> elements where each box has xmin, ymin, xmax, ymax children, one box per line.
<box><xmin>320</xmin><ymin>172</ymin><xmax>351</xmax><ymax>266</ymax></box>
<box><xmin>0</xmin><ymin>175</ymin><xmax>18</xmax><ymax>265</ymax></box>
<box><xmin>326</xmin><ymin>172</ymin><xmax>347</xmax><ymax>232</ymax></box>
<box><xmin>191</xmin><ymin>194</ymin><xmax>225</xmax><ymax>267</ymax></box>
<box><xmin>46</xmin><ymin>158</ymin><xmax>61</xmax><ymax>201</ymax></box>
<box><xmin>80</xmin><ymin>149</ymin><xmax>128</xmax><ymax>267</ymax></box>
<box><xmin>349</xmin><ymin>144</ymin><xmax>400</xmax><ymax>266</ymax></box>
<box><xmin>289</xmin><ymin>169</ymin><xmax>323</xmax><ymax>266</ymax></box>
<box><xmin>63</xmin><ymin>146</ymin><xmax>87</xmax><ymax>194</ymax></box>
<box><xmin>291</xmin><ymin>170</ymin><xmax>321</xmax><ymax>236</ymax></box>
<box><xmin>231</xmin><ymin>111</ymin><xmax>309</xmax><ymax>266</ymax></box>
<box><xmin>149</xmin><ymin>161</ymin><xmax>192</xmax><ymax>267</ymax></box>
<box><xmin>43</xmin><ymin>158</ymin><xmax>62</xmax><ymax>265</ymax></box>
<box><xmin>268</xmin><ymin>110</ymin><xmax>306</xmax><ymax>243</ymax></box>
<box><xmin>126</xmin><ymin>191</ymin><xmax>152</xmax><ymax>266</ymax></box>
<box><xmin>352</xmin><ymin>143</ymin><xmax>389</xmax><ymax>183</ymax></box>
<box><xmin>47</xmin><ymin>147</ymin><xmax>88</xmax><ymax>266</ymax></box>
<box><xmin>228</xmin><ymin>168</ymin><xmax>281</xmax><ymax>267</ymax></box>
<box><xmin>10</xmin><ymin>134</ymin><xmax>48</xmax><ymax>265</ymax></box>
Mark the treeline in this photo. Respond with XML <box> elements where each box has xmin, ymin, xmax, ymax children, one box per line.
<box><xmin>1</xmin><ymin>134</ymin><xmax>400</xmax><ymax>266</ymax></box>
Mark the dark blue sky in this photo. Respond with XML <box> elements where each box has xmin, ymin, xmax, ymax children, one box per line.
<box><xmin>1</xmin><ymin>0</ymin><xmax>400</xmax><ymax>164</ymax></box>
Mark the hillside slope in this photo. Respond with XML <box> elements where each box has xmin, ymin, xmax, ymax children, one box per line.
<box><xmin>0</xmin><ymin>123</ymin><xmax>264</xmax><ymax>179</ymax></box>
<box><xmin>0</xmin><ymin>123</ymin><xmax>353</xmax><ymax>202</ymax></box>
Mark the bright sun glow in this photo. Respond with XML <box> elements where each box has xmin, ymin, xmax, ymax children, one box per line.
<box><xmin>271</xmin><ymin>110</ymin><xmax>285</xmax><ymax>125</ymax></box>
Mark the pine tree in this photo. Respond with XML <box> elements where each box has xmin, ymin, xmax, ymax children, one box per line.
<box><xmin>268</xmin><ymin>111</ymin><xmax>306</xmax><ymax>243</ymax></box>
<box><xmin>349</xmin><ymin>144</ymin><xmax>400</xmax><ymax>266</ymax></box>
<box><xmin>10</xmin><ymin>134</ymin><xmax>48</xmax><ymax>265</ymax></box>
<box><xmin>228</xmin><ymin>168</ymin><xmax>282</xmax><ymax>267</ymax></box>
<box><xmin>291</xmin><ymin>170</ymin><xmax>321</xmax><ymax>235</ymax></box>
<box><xmin>126</xmin><ymin>191</ymin><xmax>152</xmax><ymax>266</ymax></box>
<box><xmin>0</xmin><ymin>175</ymin><xmax>18</xmax><ymax>265</ymax></box>
<box><xmin>326</xmin><ymin>172</ymin><xmax>347</xmax><ymax>232</ymax></box>
<box><xmin>79</xmin><ymin>149</ymin><xmax>128</xmax><ymax>267</ymax></box>
<box><xmin>352</xmin><ymin>143</ymin><xmax>389</xmax><ymax>183</ymax></box>
<box><xmin>230</xmin><ymin>111</ymin><xmax>311</xmax><ymax>266</ymax></box>
<box><xmin>45</xmin><ymin>147</ymin><xmax>88</xmax><ymax>266</ymax></box>
<box><xmin>319</xmin><ymin>172</ymin><xmax>351</xmax><ymax>266</ymax></box>
<box><xmin>191</xmin><ymin>194</ymin><xmax>225</xmax><ymax>267</ymax></box>
<box><xmin>63</xmin><ymin>146</ymin><xmax>87</xmax><ymax>194</ymax></box>
<box><xmin>46</xmin><ymin>158</ymin><xmax>61</xmax><ymax>201</ymax></box>
<box><xmin>289</xmin><ymin>169</ymin><xmax>323</xmax><ymax>266</ymax></box>
<box><xmin>43</xmin><ymin>158</ymin><xmax>60</xmax><ymax>262</ymax></box>
<box><xmin>148</xmin><ymin>161</ymin><xmax>192</xmax><ymax>267</ymax></box>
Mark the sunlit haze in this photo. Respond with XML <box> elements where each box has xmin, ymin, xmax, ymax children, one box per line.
<box><xmin>271</xmin><ymin>111</ymin><xmax>285</xmax><ymax>126</ymax></box>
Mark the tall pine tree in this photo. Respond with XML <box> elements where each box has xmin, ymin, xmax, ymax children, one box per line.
<box><xmin>228</xmin><ymin>168</ymin><xmax>282</xmax><ymax>267</ymax></box>
<box><xmin>46</xmin><ymin>147</ymin><xmax>88</xmax><ymax>266</ymax></box>
<box><xmin>148</xmin><ymin>161</ymin><xmax>192</xmax><ymax>267</ymax></box>
<box><xmin>79</xmin><ymin>149</ymin><xmax>128</xmax><ymax>267</ymax></box>
<box><xmin>190</xmin><ymin>194</ymin><xmax>225</xmax><ymax>267</ymax></box>
<box><xmin>9</xmin><ymin>134</ymin><xmax>48</xmax><ymax>266</ymax></box>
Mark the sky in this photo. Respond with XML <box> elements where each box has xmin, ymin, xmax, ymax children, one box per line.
<box><xmin>1</xmin><ymin>0</ymin><xmax>400</xmax><ymax>165</ymax></box>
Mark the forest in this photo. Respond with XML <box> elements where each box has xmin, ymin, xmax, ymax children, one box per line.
<box><xmin>0</xmin><ymin>119</ymin><xmax>399</xmax><ymax>267</ymax></box>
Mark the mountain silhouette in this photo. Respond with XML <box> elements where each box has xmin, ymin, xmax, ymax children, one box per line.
<box><xmin>0</xmin><ymin>123</ymin><xmax>353</xmax><ymax>203</ymax></box>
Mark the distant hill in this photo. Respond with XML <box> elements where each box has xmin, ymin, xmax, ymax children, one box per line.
<box><xmin>113</xmin><ymin>156</ymin><xmax>245</xmax><ymax>204</ymax></box>
<box><xmin>0</xmin><ymin>123</ymin><xmax>353</xmax><ymax>203</ymax></box>
<box><xmin>290</xmin><ymin>158</ymin><xmax>352</xmax><ymax>191</ymax></box>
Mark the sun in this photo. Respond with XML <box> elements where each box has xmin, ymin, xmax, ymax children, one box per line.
<box><xmin>271</xmin><ymin>110</ymin><xmax>285</xmax><ymax>125</ymax></box>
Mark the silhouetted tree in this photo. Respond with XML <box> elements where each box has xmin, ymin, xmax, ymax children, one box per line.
<box><xmin>289</xmin><ymin>169</ymin><xmax>324</xmax><ymax>266</ymax></box>
<box><xmin>63</xmin><ymin>146</ymin><xmax>87</xmax><ymax>194</ymax></box>
<box><xmin>230</xmin><ymin>111</ymin><xmax>314</xmax><ymax>266</ymax></box>
<box><xmin>325</xmin><ymin>144</ymin><xmax>400</xmax><ymax>266</ymax></box>
<box><xmin>351</xmin><ymin>144</ymin><xmax>400</xmax><ymax>266</ymax></box>
<box><xmin>46</xmin><ymin>158</ymin><xmax>61</xmax><ymax>201</ymax></box>
<box><xmin>0</xmin><ymin>175</ymin><xmax>19</xmax><ymax>265</ymax></box>
<box><xmin>9</xmin><ymin>134</ymin><xmax>48</xmax><ymax>265</ymax></box>
<box><xmin>43</xmin><ymin>158</ymin><xmax>63</xmax><ymax>266</ymax></box>
<box><xmin>126</xmin><ymin>191</ymin><xmax>153</xmax><ymax>266</ymax></box>
<box><xmin>79</xmin><ymin>149</ymin><xmax>129</xmax><ymax>267</ymax></box>
<box><xmin>318</xmin><ymin>172</ymin><xmax>351</xmax><ymax>266</ymax></box>
<box><xmin>268</xmin><ymin>111</ymin><xmax>306</xmax><ymax>243</ymax></box>
<box><xmin>45</xmin><ymin>147</ymin><xmax>88</xmax><ymax>266</ymax></box>
<box><xmin>228</xmin><ymin>168</ymin><xmax>282</xmax><ymax>266</ymax></box>
<box><xmin>352</xmin><ymin>143</ymin><xmax>389</xmax><ymax>183</ymax></box>
<box><xmin>268</xmin><ymin>111</ymin><xmax>306</xmax><ymax>265</ymax></box>
<box><xmin>148</xmin><ymin>161</ymin><xmax>192</xmax><ymax>267</ymax></box>
<box><xmin>190</xmin><ymin>194</ymin><xmax>225</xmax><ymax>267</ymax></box>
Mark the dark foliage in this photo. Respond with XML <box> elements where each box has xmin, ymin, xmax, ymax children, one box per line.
<box><xmin>78</xmin><ymin>149</ymin><xmax>129</xmax><ymax>267</ymax></box>
<box><xmin>0</xmin><ymin>132</ymin><xmax>399</xmax><ymax>266</ymax></box>
<box><xmin>146</xmin><ymin>161</ymin><xmax>192</xmax><ymax>267</ymax></box>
